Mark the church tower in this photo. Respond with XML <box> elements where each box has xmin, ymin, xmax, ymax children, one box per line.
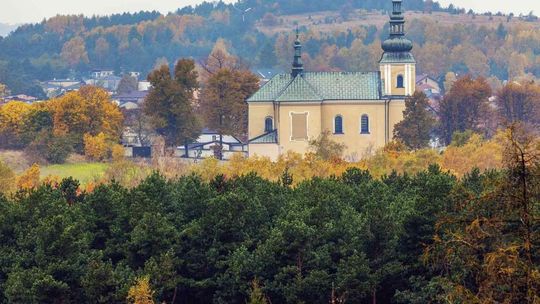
<box><xmin>379</xmin><ymin>0</ymin><xmax>416</xmax><ymax>96</ymax></box>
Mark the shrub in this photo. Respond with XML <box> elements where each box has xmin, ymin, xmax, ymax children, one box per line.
<box><xmin>111</xmin><ymin>144</ymin><xmax>125</xmax><ymax>162</ymax></box>
<box><xmin>25</xmin><ymin>131</ymin><xmax>73</xmax><ymax>164</ymax></box>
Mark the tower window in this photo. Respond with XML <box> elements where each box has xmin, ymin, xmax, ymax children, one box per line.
<box><xmin>265</xmin><ymin>117</ymin><xmax>274</xmax><ymax>132</ymax></box>
<box><xmin>360</xmin><ymin>115</ymin><xmax>370</xmax><ymax>134</ymax></box>
<box><xmin>334</xmin><ymin>115</ymin><xmax>343</xmax><ymax>134</ymax></box>
<box><xmin>397</xmin><ymin>75</ymin><xmax>404</xmax><ymax>88</ymax></box>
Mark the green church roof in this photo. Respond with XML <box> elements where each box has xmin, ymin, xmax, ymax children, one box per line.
<box><xmin>247</xmin><ymin>72</ymin><xmax>382</xmax><ymax>102</ymax></box>
<box><xmin>249</xmin><ymin>130</ymin><xmax>278</xmax><ymax>144</ymax></box>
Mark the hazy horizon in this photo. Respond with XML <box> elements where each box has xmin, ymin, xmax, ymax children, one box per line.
<box><xmin>1</xmin><ymin>0</ymin><xmax>539</xmax><ymax>24</ymax></box>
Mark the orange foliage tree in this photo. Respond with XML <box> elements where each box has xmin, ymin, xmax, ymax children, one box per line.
<box><xmin>16</xmin><ymin>164</ymin><xmax>40</xmax><ymax>190</ymax></box>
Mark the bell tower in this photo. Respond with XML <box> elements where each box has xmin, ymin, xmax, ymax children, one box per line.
<box><xmin>379</xmin><ymin>0</ymin><xmax>416</xmax><ymax>96</ymax></box>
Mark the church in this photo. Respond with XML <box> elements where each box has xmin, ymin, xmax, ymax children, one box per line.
<box><xmin>247</xmin><ymin>0</ymin><xmax>415</xmax><ymax>160</ymax></box>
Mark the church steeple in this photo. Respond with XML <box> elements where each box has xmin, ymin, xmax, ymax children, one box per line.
<box><xmin>291</xmin><ymin>28</ymin><xmax>304</xmax><ymax>77</ymax></box>
<box><xmin>379</xmin><ymin>0</ymin><xmax>416</xmax><ymax>97</ymax></box>
<box><xmin>382</xmin><ymin>0</ymin><xmax>413</xmax><ymax>53</ymax></box>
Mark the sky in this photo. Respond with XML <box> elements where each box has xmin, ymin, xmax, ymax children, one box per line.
<box><xmin>1</xmin><ymin>0</ymin><xmax>539</xmax><ymax>24</ymax></box>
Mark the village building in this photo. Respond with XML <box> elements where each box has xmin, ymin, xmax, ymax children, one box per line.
<box><xmin>247</xmin><ymin>0</ymin><xmax>415</xmax><ymax>160</ymax></box>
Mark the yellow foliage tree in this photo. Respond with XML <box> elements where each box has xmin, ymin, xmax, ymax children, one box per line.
<box><xmin>442</xmin><ymin>132</ymin><xmax>504</xmax><ymax>176</ymax></box>
<box><xmin>16</xmin><ymin>164</ymin><xmax>40</xmax><ymax>190</ymax></box>
<box><xmin>0</xmin><ymin>160</ymin><xmax>15</xmax><ymax>193</ymax></box>
<box><xmin>83</xmin><ymin>132</ymin><xmax>109</xmax><ymax>161</ymax></box>
<box><xmin>0</xmin><ymin>101</ymin><xmax>32</xmax><ymax>145</ymax></box>
<box><xmin>111</xmin><ymin>144</ymin><xmax>125</xmax><ymax>162</ymax></box>
<box><xmin>127</xmin><ymin>276</ymin><xmax>155</xmax><ymax>304</ymax></box>
<box><xmin>48</xmin><ymin>86</ymin><xmax>123</xmax><ymax>149</ymax></box>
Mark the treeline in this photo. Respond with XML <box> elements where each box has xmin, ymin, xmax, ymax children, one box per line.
<box><xmin>0</xmin><ymin>127</ymin><xmax>538</xmax><ymax>303</ymax></box>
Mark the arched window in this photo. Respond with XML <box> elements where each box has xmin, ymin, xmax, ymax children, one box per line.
<box><xmin>334</xmin><ymin>115</ymin><xmax>343</xmax><ymax>134</ymax></box>
<box><xmin>360</xmin><ymin>115</ymin><xmax>370</xmax><ymax>134</ymax></box>
<box><xmin>397</xmin><ymin>75</ymin><xmax>404</xmax><ymax>88</ymax></box>
<box><xmin>264</xmin><ymin>117</ymin><xmax>274</xmax><ymax>132</ymax></box>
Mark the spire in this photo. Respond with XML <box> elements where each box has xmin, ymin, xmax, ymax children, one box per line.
<box><xmin>291</xmin><ymin>27</ymin><xmax>304</xmax><ymax>77</ymax></box>
<box><xmin>390</xmin><ymin>0</ymin><xmax>405</xmax><ymax>37</ymax></box>
<box><xmin>381</xmin><ymin>0</ymin><xmax>413</xmax><ymax>53</ymax></box>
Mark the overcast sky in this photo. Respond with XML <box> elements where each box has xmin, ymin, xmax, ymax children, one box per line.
<box><xmin>1</xmin><ymin>0</ymin><xmax>539</xmax><ymax>24</ymax></box>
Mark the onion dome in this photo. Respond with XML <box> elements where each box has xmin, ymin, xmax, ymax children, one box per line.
<box><xmin>381</xmin><ymin>0</ymin><xmax>413</xmax><ymax>53</ymax></box>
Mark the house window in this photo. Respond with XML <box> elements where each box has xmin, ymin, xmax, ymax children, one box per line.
<box><xmin>291</xmin><ymin>112</ymin><xmax>308</xmax><ymax>141</ymax></box>
<box><xmin>265</xmin><ymin>117</ymin><xmax>274</xmax><ymax>132</ymax></box>
<box><xmin>212</xmin><ymin>135</ymin><xmax>217</xmax><ymax>141</ymax></box>
<box><xmin>360</xmin><ymin>115</ymin><xmax>370</xmax><ymax>134</ymax></box>
<box><xmin>334</xmin><ymin>115</ymin><xmax>343</xmax><ymax>134</ymax></box>
<box><xmin>397</xmin><ymin>75</ymin><xmax>404</xmax><ymax>88</ymax></box>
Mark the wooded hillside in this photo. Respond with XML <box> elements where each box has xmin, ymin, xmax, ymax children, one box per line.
<box><xmin>0</xmin><ymin>0</ymin><xmax>538</xmax><ymax>96</ymax></box>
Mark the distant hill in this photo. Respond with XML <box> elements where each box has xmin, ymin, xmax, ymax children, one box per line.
<box><xmin>0</xmin><ymin>23</ymin><xmax>19</xmax><ymax>37</ymax></box>
<box><xmin>0</xmin><ymin>0</ymin><xmax>538</xmax><ymax>96</ymax></box>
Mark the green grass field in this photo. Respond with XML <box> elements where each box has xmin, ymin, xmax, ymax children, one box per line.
<box><xmin>41</xmin><ymin>162</ymin><xmax>110</xmax><ymax>184</ymax></box>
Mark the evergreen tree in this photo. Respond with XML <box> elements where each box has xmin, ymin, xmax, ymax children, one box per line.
<box><xmin>394</xmin><ymin>91</ymin><xmax>436</xmax><ymax>150</ymax></box>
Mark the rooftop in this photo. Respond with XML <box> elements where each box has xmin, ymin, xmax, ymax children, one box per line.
<box><xmin>247</xmin><ymin>72</ymin><xmax>382</xmax><ymax>102</ymax></box>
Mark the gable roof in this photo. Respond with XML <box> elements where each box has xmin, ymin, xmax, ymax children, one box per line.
<box><xmin>247</xmin><ymin>72</ymin><xmax>382</xmax><ymax>102</ymax></box>
<box><xmin>276</xmin><ymin>75</ymin><xmax>323</xmax><ymax>102</ymax></box>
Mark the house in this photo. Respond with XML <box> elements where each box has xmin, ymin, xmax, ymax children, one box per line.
<box><xmin>253</xmin><ymin>68</ymin><xmax>281</xmax><ymax>85</ymax></box>
<box><xmin>416</xmin><ymin>74</ymin><xmax>441</xmax><ymax>95</ymax></box>
<box><xmin>128</xmin><ymin>71</ymin><xmax>141</xmax><ymax>79</ymax></box>
<box><xmin>138</xmin><ymin>81</ymin><xmax>152</xmax><ymax>91</ymax></box>
<box><xmin>415</xmin><ymin>74</ymin><xmax>442</xmax><ymax>114</ymax></box>
<box><xmin>91</xmin><ymin>69</ymin><xmax>114</xmax><ymax>79</ymax></box>
<box><xmin>42</xmin><ymin>79</ymin><xmax>83</xmax><ymax>98</ymax></box>
<box><xmin>112</xmin><ymin>90</ymin><xmax>149</xmax><ymax>109</ymax></box>
<box><xmin>176</xmin><ymin>129</ymin><xmax>247</xmax><ymax>159</ymax></box>
<box><xmin>85</xmin><ymin>75</ymin><xmax>122</xmax><ymax>92</ymax></box>
<box><xmin>4</xmin><ymin>94</ymin><xmax>39</xmax><ymax>103</ymax></box>
<box><xmin>247</xmin><ymin>0</ymin><xmax>415</xmax><ymax>161</ymax></box>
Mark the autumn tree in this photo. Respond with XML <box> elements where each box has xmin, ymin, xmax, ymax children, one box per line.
<box><xmin>144</xmin><ymin>59</ymin><xmax>200</xmax><ymax>149</ymax></box>
<box><xmin>0</xmin><ymin>101</ymin><xmax>33</xmax><ymax>148</ymax></box>
<box><xmin>199</xmin><ymin>38</ymin><xmax>243</xmax><ymax>81</ymax></box>
<box><xmin>496</xmin><ymin>81</ymin><xmax>540</xmax><ymax>126</ymax></box>
<box><xmin>308</xmin><ymin>130</ymin><xmax>347</xmax><ymax>161</ymax></box>
<box><xmin>127</xmin><ymin>276</ymin><xmax>155</xmax><ymax>304</ymax></box>
<box><xmin>438</xmin><ymin>75</ymin><xmax>492</xmax><ymax>145</ymax></box>
<box><xmin>0</xmin><ymin>83</ymin><xmax>8</xmax><ymax>97</ymax></box>
<box><xmin>394</xmin><ymin>91</ymin><xmax>436</xmax><ymax>150</ymax></box>
<box><xmin>83</xmin><ymin>132</ymin><xmax>110</xmax><ymax>161</ymax></box>
<box><xmin>428</xmin><ymin>125</ymin><xmax>540</xmax><ymax>303</ymax></box>
<box><xmin>49</xmin><ymin>86</ymin><xmax>123</xmax><ymax>151</ymax></box>
<box><xmin>61</xmin><ymin>36</ymin><xmax>89</xmax><ymax>68</ymax></box>
<box><xmin>248</xmin><ymin>279</ymin><xmax>268</xmax><ymax>304</ymax></box>
<box><xmin>16</xmin><ymin>163</ymin><xmax>40</xmax><ymax>190</ymax></box>
<box><xmin>117</xmin><ymin>75</ymin><xmax>139</xmax><ymax>94</ymax></box>
<box><xmin>442</xmin><ymin>72</ymin><xmax>456</xmax><ymax>92</ymax></box>
<box><xmin>199</xmin><ymin>68</ymin><xmax>259</xmax><ymax>141</ymax></box>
